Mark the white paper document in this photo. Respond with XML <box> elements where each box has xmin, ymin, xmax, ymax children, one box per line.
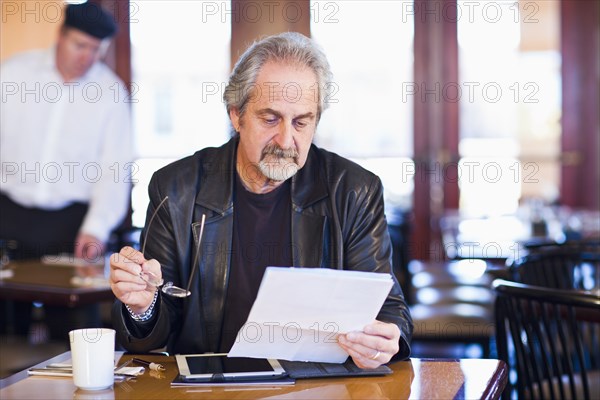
<box><xmin>228</xmin><ymin>267</ymin><xmax>394</xmax><ymax>363</ymax></box>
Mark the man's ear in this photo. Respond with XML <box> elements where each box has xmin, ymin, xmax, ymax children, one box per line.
<box><xmin>229</xmin><ymin>108</ymin><xmax>241</xmax><ymax>132</ymax></box>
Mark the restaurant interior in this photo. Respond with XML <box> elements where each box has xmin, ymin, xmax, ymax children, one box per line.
<box><xmin>1</xmin><ymin>0</ymin><xmax>598</xmax><ymax>398</ymax></box>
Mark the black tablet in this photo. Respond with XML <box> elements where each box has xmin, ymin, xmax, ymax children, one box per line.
<box><xmin>175</xmin><ymin>353</ymin><xmax>286</xmax><ymax>382</ymax></box>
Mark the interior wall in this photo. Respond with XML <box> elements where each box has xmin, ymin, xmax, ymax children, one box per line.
<box><xmin>561</xmin><ymin>0</ymin><xmax>600</xmax><ymax>210</ymax></box>
<box><xmin>230</xmin><ymin>0</ymin><xmax>310</xmax><ymax>68</ymax></box>
<box><xmin>519</xmin><ymin>0</ymin><xmax>559</xmax><ymax>52</ymax></box>
<box><xmin>0</xmin><ymin>0</ymin><xmax>66</xmax><ymax>62</ymax></box>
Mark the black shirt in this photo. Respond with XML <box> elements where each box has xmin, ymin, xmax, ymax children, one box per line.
<box><xmin>218</xmin><ymin>173</ymin><xmax>293</xmax><ymax>352</ymax></box>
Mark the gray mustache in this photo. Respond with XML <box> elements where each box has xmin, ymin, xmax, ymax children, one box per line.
<box><xmin>261</xmin><ymin>143</ymin><xmax>299</xmax><ymax>159</ymax></box>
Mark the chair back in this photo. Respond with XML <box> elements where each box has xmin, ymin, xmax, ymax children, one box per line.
<box><xmin>510</xmin><ymin>245</ymin><xmax>599</xmax><ymax>290</ymax></box>
<box><xmin>493</xmin><ymin>279</ymin><xmax>600</xmax><ymax>400</ymax></box>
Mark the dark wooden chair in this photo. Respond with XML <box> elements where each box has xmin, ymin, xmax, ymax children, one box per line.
<box><xmin>509</xmin><ymin>244</ymin><xmax>599</xmax><ymax>291</ymax></box>
<box><xmin>493</xmin><ymin>279</ymin><xmax>600</xmax><ymax>400</ymax></box>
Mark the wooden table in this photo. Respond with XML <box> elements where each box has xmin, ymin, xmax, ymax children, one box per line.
<box><xmin>0</xmin><ymin>352</ymin><xmax>508</xmax><ymax>399</ymax></box>
<box><xmin>440</xmin><ymin>214</ymin><xmax>530</xmax><ymax>260</ymax></box>
<box><xmin>440</xmin><ymin>209</ymin><xmax>600</xmax><ymax>261</ymax></box>
<box><xmin>0</xmin><ymin>260</ymin><xmax>114</xmax><ymax>307</ymax></box>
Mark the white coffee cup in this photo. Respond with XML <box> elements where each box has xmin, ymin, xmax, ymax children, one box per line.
<box><xmin>69</xmin><ymin>328</ymin><xmax>115</xmax><ymax>390</ymax></box>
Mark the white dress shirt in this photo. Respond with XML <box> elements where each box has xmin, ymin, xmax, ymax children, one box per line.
<box><xmin>1</xmin><ymin>47</ymin><xmax>133</xmax><ymax>242</ymax></box>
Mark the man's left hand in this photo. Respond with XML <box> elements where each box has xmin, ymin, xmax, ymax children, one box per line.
<box><xmin>74</xmin><ymin>233</ymin><xmax>105</xmax><ymax>262</ymax></box>
<box><xmin>337</xmin><ymin>320</ymin><xmax>400</xmax><ymax>369</ymax></box>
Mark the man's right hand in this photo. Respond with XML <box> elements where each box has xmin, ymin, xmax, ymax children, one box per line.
<box><xmin>109</xmin><ymin>246</ymin><xmax>162</xmax><ymax>314</ymax></box>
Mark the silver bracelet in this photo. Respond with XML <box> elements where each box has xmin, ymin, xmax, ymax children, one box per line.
<box><xmin>125</xmin><ymin>290</ymin><xmax>158</xmax><ymax>322</ymax></box>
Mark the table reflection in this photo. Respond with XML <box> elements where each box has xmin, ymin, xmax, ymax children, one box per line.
<box><xmin>409</xmin><ymin>359</ymin><xmax>506</xmax><ymax>400</ymax></box>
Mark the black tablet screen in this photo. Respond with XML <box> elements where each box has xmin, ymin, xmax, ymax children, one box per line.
<box><xmin>187</xmin><ymin>356</ymin><xmax>274</xmax><ymax>374</ymax></box>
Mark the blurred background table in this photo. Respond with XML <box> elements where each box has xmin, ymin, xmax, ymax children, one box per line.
<box><xmin>0</xmin><ymin>259</ymin><xmax>113</xmax><ymax>307</ymax></box>
<box><xmin>0</xmin><ymin>259</ymin><xmax>114</xmax><ymax>379</ymax></box>
<box><xmin>440</xmin><ymin>206</ymin><xmax>600</xmax><ymax>261</ymax></box>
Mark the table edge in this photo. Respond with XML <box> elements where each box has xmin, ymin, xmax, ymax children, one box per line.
<box><xmin>480</xmin><ymin>359</ymin><xmax>509</xmax><ymax>400</ymax></box>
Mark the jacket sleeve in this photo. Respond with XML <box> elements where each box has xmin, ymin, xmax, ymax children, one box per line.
<box><xmin>342</xmin><ymin>175</ymin><xmax>413</xmax><ymax>360</ymax></box>
<box><xmin>112</xmin><ymin>173</ymin><xmax>184</xmax><ymax>353</ymax></box>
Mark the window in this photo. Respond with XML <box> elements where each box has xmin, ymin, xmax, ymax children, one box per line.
<box><xmin>457</xmin><ymin>0</ymin><xmax>561</xmax><ymax>217</ymax></box>
<box><xmin>130</xmin><ymin>1</ymin><xmax>231</xmax><ymax>226</ymax></box>
<box><xmin>311</xmin><ymin>1</ymin><xmax>415</xmax><ymax>210</ymax></box>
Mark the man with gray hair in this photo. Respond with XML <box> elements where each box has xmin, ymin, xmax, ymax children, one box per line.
<box><xmin>110</xmin><ymin>32</ymin><xmax>412</xmax><ymax>368</ymax></box>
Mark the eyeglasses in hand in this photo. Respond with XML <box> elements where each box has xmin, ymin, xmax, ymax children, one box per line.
<box><xmin>138</xmin><ymin>196</ymin><xmax>205</xmax><ymax>298</ymax></box>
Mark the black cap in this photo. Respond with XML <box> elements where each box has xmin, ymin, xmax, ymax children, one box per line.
<box><xmin>64</xmin><ymin>2</ymin><xmax>117</xmax><ymax>39</ymax></box>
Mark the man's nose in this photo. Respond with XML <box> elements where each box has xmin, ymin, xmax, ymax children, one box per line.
<box><xmin>273</xmin><ymin>121</ymin><xmax>294</xmax><ymax>149</ymax></box>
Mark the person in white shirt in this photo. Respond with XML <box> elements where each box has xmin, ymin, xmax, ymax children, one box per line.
<box><xmin>1</xmin><ymin>3</ymin><xmax>132</xmax><ymax>261</ymax></box>
<box><xmin>0</xmin><ymin>2</ymin><xmax>132</xmax><ymax>339</ymax></box>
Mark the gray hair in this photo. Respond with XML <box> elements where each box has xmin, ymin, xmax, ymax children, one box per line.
<box><xmin>223</xmin><ymin>32</ymin><xmax>333</xmax><ymax>121</ymax></box>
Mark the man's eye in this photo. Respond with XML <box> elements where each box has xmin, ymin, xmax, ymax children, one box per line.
<box><xmin>264</xmin><ymin>118</ymin><xmax>278</xmax><ymax>124</ymax></box>
<box><xmin>294</xmin><ymin>120</ymin><xmax>307</xmax><ymax>128</ymax></box>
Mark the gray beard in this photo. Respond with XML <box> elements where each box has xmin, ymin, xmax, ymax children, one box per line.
<box><xmin>258</xmin><ymin>159</ymin><xmax>299</xmax><ymax>182</ymax></box>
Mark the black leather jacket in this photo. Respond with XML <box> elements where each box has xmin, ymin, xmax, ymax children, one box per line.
<box><xmin>113</xmin><ymin>137</ymin><xmax>413</xmax><ymax>359</ymax></box>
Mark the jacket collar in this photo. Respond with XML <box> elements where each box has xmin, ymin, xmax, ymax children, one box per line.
<box><xmin>291</xmin><ymin>143</ymin><xmax>329</xmax><ymax>210</ymax></box>
<box><xmin>194</xmin><ymin>137</ymin><xmax>328</xmax><ymax>212</ymax></box>
<box><xmin>193</xmin><ymin>137</ymin><xmax>237</xmax><ymax>214</ymax></box>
